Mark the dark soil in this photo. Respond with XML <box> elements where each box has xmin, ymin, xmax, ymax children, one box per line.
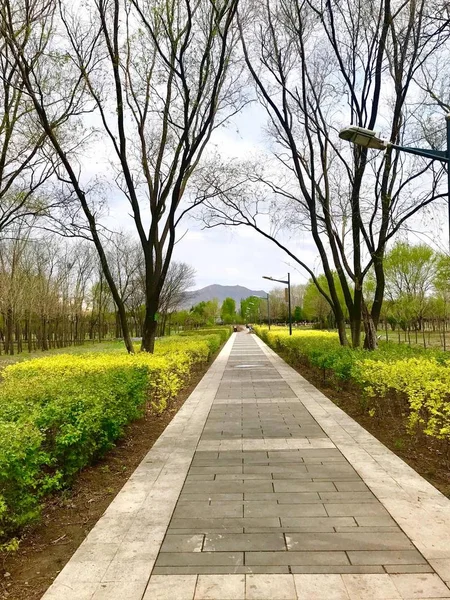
<box><xmin>0</xmin><ymin>359</ymin><xmax>216</xmax><ymax>600</ymax></box>
<box><xmin>287</xmin><ymin>356</ymin><xmax>450</xmax><ymax>499</ymax></box>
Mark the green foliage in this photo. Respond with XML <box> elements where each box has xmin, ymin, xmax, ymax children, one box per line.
<box><xmin>0</xmin><ymin>330</ymin><xmax>228</xmax><ymax>542</ymax></box>
<box><xmin>189</xmin><ymin>299</ymin><xmax>220</xmax><ymax>326</ymax></box>
<box><xmin>240</xmin><ymin>296</ymin><xmax>262</xmax><ymax>322</ymax></box>
<box><xmin>177</xmin><ymin>327</ymin><xmax>231</xmax><ymax>346</ymax></box>
<box><xmin>302</xmin><ymin>273</ymin><xmax>348</xmax><ymax>324</ymax></box>
<box><xmin>293</xmin><ymin>306</ymin><xmax>303</xmax><ymax>322</ymax></box>
<box><xmin>221</xmin><ymin>297</ymin><xmax>236</xmax><ymax>323</ymax></box>
<box><xmin>381</xmin><ymin>242</ymin><xmax>438</xmax><ymax>327</ymax></box>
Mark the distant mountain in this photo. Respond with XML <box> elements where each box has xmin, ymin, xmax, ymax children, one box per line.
<box><xmin>183</xmin><ymin>284</ymin><xmax>268</xmax><ymax>309</ymax></box>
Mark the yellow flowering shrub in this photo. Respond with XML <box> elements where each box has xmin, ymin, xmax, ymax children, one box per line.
<box><xmin>0</xmin><ymin>330</ymin><xmax>228</xmax><ymax>542</ymax></box>
<box><xmin>354</xmin><ymin>358</ymin><xmax>450</xmax><ymax>438</ymax></box>
<box><xmin>255</xmin><ymin>326</ymin><xmax>450</xmax><ymax>440</ymax></box>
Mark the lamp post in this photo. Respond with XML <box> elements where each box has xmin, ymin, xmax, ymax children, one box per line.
<box><xmin>263</xmin><ymin>273</ymin><xmax>292</xmax><ymax>335</ymax></box>
<box><xmin>339</xmin><ymin>120</ymin><xmax>450</xmax><ymax>251</ymax></box>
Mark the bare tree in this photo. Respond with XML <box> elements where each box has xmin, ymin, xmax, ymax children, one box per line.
<box><xmin>158</xmin><ymin>261</ymin><xmax>196</xmax><ymax>334</ymax></box>
<box><xmin>0</xmin><ymin>0</ymin><xmax>245</xmax><ymax>352</ymax></box>
<box><xmin>0</xmin><ymin>0</ymin><xmax>140</xmax><ymax>352</ymax></box>
<box><xmin>0</xmin><ymin>1</ymin><xmax>60</xmax><ymax>238</ymax></box>
<box><xmin>203</xmin><ymin>0</ymin><xmax>449</xmax><ymax>349</ymax></box>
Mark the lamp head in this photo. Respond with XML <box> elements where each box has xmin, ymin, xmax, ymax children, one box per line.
<box><xmin>339</xmin><ymin>126</ymin><xmax>387</xmax><ymax>150</ymax></box>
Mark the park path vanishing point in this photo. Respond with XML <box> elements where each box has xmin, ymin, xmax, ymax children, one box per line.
<box><xmin>42</xmin><ymin>332</ymin><xmax>450</xmax><ymax>600</ymax></box>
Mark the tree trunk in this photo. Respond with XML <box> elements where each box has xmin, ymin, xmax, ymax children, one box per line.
<box><xmin>370</xmin><ymin>253</ymin><xmax>386</xmax><ymax>330</ymax></box>
<box><xmin>141</xmin><ymin>310</ymin><xmax>158</xmax><ymax>352</ymax></box>
<box><xmin>141</xmin><ymin>291</ymin><xmax>160</xmax><ymax>353</ymax></box>
<box><xmin>16</xmin><ymin>321</ymin><xmax>22</xmax><ymax>354</ymax></box>
<box><xmin>42</xmin><ymin>316</ymin><xmax>49</xmax><ymax>351</ymax></box>
<box><xmin>115</xmin><ymin>311</ymin><xmax>121</xmax><ymax>339</ymax></box>
<box><xmin>362</xmin><ymin>300</ymin><xmax>378</xmax><ymax>350</ymax></box>
<box><xmin>6</xmin><ymin>306</ymin><xmax>14</xmax><ymax>355</ymax></box>
<box><xmin>333</xmin><ymin>309</ymin><xmax>348</xmax><ymax>347</ymax></box>
<box><xmin>27</xmin><ymin>313</ymin><xmax>33</xmax><ymax>353</ymax></box>
<box><xmin>349</xmin><ymin>286</ymin><xmax>363</xmax><ymax>348</ymax></box>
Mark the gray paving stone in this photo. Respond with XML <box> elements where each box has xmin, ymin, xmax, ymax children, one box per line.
<box><xmin>172</xmin><ymin>503</ymin><xmax>243</xmax><ymax>519</ymax></box>
<box><xmin>245</xmin><ymin>551</ymin><xmax>350</xmax><ymax>566</ymax></box>
<box><xmin>244</xmin><ymin>526</ymin><xmax>336</xmax><ymax>533</ymax></box>
<box><xmin>280</xmin><ymin>517</ymin><xmax>357</xmax><ymax>529</ymax></box>
<box><xmin>191</xmin><ymin>460</ymin><xmax>245</xmax><ymax>466</ymax></box>
<box><xmin>335</xmin><ymin>527</ymin><xmax>401</xmax><ymax>533</ymax></box>
<box><xmin>160</xmin><ymin>534</ymin><xmax>204</xmax><ymax>553</ymax></box>
<box><xmin>170</xmin><ymin>528</ymin><xmax>244</xmax><ymax>535</ymax></box>
<box><xmin>274</xmin><ymin>471</ymin><xmax>359</xmax><ymax>480</ymax></box>
<box><xmin>334</xmin><ymin>481</ymin><xmax>370</xmax><ymax>492</ymax></box>
<box><xmin>384</xmin><ymin>565</ymin><xmax>434</xmax><ymax>573</ymax></box>
<box><xmin>190</xmin><ymin>466</ymin><xmax>244</xmax><ymax>474</ymax></box>
<box><xmin>325</xmin><ymin>504</ymin><xmax>391</xmax><ymax>517</ymax></box>
<box><xmin>273</xmin><ymin>481</ymin><xmax>331</xmax><ymax>493</ymax></box>
<box><xmin>355</xmin><ymin>516</ymin><xmax>397</xmax><ymax>527</ymax></box>
<box><xmin>243</xmin><ymin>465</ymin><xmax>308</xmax><ymax>474</ymax></box>
<box><xmin>268</xmin><ymin>450</ymin><xmax>342</xmax><ymax>459</ymax></box>
<box><xmin>152</xmin><ymin>566</ymin><xmax>291</xmax><ymax>574</ymax></box>
<box><xmin>178</xmin><ymin>494</ymin><xmax>244</xmax><ymax>503</ymax></box>
<box><xmin>182</xmin><ymin>482</ymin><xmax>274</xmax><ymax>494</ymax></box>
<box><xmin>244</xmin><ymin>502</ymin><xmax>327</xmax><ymax>518</ymax></box>
<box><xmin>318</xmin><ymin>492</ymin><xmax>377</xmax><ymax>503</ymax></box>
<box><xmin>185</xmin><ymin>474</ymin><xmax>217</xmax><ymax>481</ymax></box>
<box><xmin>244</xmin><ymin>493</ymin><xmax>321</xmax><ymax>503</ymax></box>
<box><xmin>203</xmin><ymin>533</ymin><xmax>286</xmax><ymax>552</ymax></box>
<box><xmin>348</xmin><ymin>550</ymin><xmax>427</xmax><ymax>565</ymax></box>
<box><xmin>169</xmin><ymin>517</ymin><xmax>281</xmax><ymax>529</ymax></box>
<box><xmin>155</xmin><ymin>552</ymin><xmax>244</xmax><ymax>567</ymax></box>
<box><xmin>285</xmin><ymin>532</ymin><xmax>413</xmax><ymax>552</ymax></box>
<box><xmin>215</xmin><ymin>473</ymin><xmax>274</xmax><ymax>480</ymax></box>
<box><xmin>290</xmin><ymin>566</ymin><xmax>386</xmax><ymax>574</ymax></box>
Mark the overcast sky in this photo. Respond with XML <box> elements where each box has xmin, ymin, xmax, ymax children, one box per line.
<box><xmin>95</xmin><ymin>100</ymin><xmax>323</xmax><ymax>292</ymax></box>
<box><xmin>91</xmin><ymin>79</ymin><xmax>448</xmax><ymax>294</ymax></box>
<box><xmin>168</xmin><ymin>102</ymin><xmax>320</xmax><ymax>291</ymax></box>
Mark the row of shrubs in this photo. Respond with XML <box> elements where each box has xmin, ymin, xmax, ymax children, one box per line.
<box><xmin>255</xmin><ymin>327</ymin><xmax>450</xmax><ymax>441</ymax></box>
<box><xmin>0</xmin><ymin>329</ymin><xmax>230</xmax><ymax>544</ymax></box>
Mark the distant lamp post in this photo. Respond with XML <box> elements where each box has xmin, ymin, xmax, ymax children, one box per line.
<box><xmin>339</xmin><ymin>120</ymin><xmax>450</xmax><ymax>251</ymax></box>
<box><xmin>263</xmin><ymin>273</ymin><xmax>292</xmax><ymax>335</ymax></box>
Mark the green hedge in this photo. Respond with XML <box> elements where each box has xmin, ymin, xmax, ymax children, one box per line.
<box><xmin>178</xmin><ymin>327</ymin><xmax>231</xmax><ymax>344</ymax></box>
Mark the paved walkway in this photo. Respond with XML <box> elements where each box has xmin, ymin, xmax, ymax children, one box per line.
<box><xmin>43</xmin><ymin>333</ymin><xmax>450</xmax><ymax>600</ymax></box>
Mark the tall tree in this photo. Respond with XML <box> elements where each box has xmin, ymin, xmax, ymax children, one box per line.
<box><xmin>0</xmin><ymin>0</ymin><xmax>137</xmax><ymax>352</ymax></box>
<box><xmin>203</xmin><ymin>0</ymin><xmax>449</xmax><ymax>349</ymax></box>
<box><xmin>221</xmin><ymin>297</ymin><xmax>236</xmax><ymax>323</ymax></box>
<box><xmin>0</xmin><ymin>0</ymin><xmax>60</xmax><ymax>238</ymax></box>
<box><xmin>382</xmin><ymin>242</ymin><xmax>437</xmax><ymax>330</ymax></box>
<box><xmin>1</xmin><ymin>0</ymin><xmax>244</xmax><ymax>352</ymax></box>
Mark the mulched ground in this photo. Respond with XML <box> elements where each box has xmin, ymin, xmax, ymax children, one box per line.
<box><xmin>0</xmin><ymin>362</ymin><xmax>214</xmax><ymax>600</ymax></box>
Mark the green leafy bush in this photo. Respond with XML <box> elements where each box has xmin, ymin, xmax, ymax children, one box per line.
<box><xmin>178</xmin><ymin>327</ymin><xmax>231</xmax><ymax>344</ymax></box>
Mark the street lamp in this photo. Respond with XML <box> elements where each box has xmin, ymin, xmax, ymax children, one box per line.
<box><xmin>339</xmin><ymin>120</ymin><xmax>450</xmax><ymax>251</ymax></box>
<box><xmin>263</xmin><ymin>273</ymin><xmax>292</xmax><ymax>335</ymax></box>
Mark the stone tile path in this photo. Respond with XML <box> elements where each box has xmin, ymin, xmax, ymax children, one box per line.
<box><xmin>42</xmin><ymin>333</ymin><xmax>450</xmax><ymax>599</ymax></box>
